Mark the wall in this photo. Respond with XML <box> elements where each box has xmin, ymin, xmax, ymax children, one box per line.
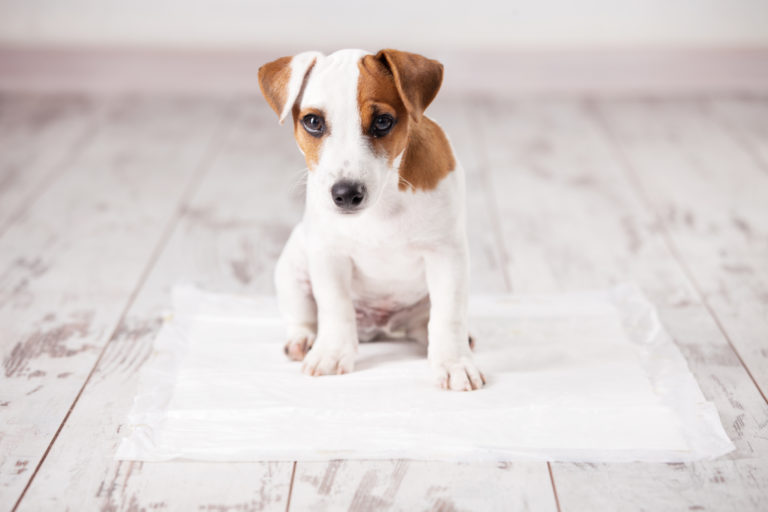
<box><xmin>0</xmin><ymin>0</ymin><xmax>767</xmax><ymax>51</ymax></box>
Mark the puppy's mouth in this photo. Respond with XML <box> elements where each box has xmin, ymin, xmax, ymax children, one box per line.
<box><xmin>336</xmin><ymin>206</ymin><xmax>365</xmax><ymax>215</ymax></box>
<box><xmin>330</xmin><ymin>180</ymin><xmax>367</xmax><ymax>214</ymax></box>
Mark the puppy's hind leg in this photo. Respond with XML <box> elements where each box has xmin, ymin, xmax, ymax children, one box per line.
<box><xmin>275</xmin><ymin>223</ymin><xmax>317</xmax><ymax>361</ymax></box>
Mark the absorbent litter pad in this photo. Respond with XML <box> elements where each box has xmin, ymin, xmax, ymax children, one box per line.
<box><xmin>116</xmin><ymin>285</ymin><xmax>734</xmax><ymax>462</ymax></box>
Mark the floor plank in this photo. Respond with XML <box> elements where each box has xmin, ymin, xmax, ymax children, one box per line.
<box><xmin>553</xmin><ymin>459</ymin><xmax>768</xmax><ymax>511</ymax></box>
<box><xmin>0</xmin><ymin>94</ymin><xmax>100</xmax><ymax>233</ymax></box>
<box><xmin>706</xmin><ymin>97</ymin><xmax>768</xmax><ymax>175</ymax></box>
<box><xmin>0</xmin><ymin>96</ymin><xmax>227</xmax><ymax>508</ymax></box>
<box><xmin>291</xmin><ymin>461</ymin><xmax>557</xmax><ymax>512</ymax></box>
<box><xmin>470</xmin><ymin>98</ymin><xmax>768</xmax><ymax>511</ymax></box>
<box><xmin>14</xmin><ymin>98</ymin><xmax>300</xmax><ymax>511</ymax></box>
<box><xmin>592</xmin><ymin>99</ymin><xmax>768</xmax><ymax>401</ymax></box>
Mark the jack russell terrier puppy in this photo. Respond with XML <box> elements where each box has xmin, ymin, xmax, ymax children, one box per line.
<box><xmin>258</xmin><ymin>49</ymin><xmax>484</xmax><ymax>391</ymax></box>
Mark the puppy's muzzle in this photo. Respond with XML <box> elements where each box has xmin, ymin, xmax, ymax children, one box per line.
<box><xmin>331</xmin><ymin>180</ymin><xmax>367</xmax><ymax>212</ymax></box>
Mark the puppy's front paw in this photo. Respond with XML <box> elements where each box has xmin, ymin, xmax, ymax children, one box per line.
<box><xmin>432</xmin><ymin>356</ymin><xmax>486</xmax><ymax>391</ymax></box>
<box><xmin>283</xmin><ymin>326</ymin><xmax>316</xmax><ymax>361</ymax></box>
<box><xmin>284</xmin><ymin>336</ymin><xmax>314</xmax><ymax>361</ymax></box>
<box><xmin>301</xmin><ymin>343</ymin><xmax>355</xmax><ymax>376</ymax></box>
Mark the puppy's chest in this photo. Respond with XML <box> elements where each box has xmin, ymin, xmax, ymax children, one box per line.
<box><xmin>328</xmin><ymin>198</ymin><xmax>447</xmax><ymax>305</ymax></box>
<box><xmin>349</xmin><ymin>244</ymin><xmax>426</xmax><ymax>296</ymax></box>
<box><xmin>348</xmin><ymin>241</ymin><xmax>429</xmax><ymax>329</ymax></box>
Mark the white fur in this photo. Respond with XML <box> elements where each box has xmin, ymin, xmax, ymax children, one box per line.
<box><xmin>278</xmin><ymin>51</ymin><xmax>323</xmax><ymax>124</ymax></box>
<box><xmin>274</xmin><ymin>49</ymin><xmax>484</xmax><ymax>391</ymax></box>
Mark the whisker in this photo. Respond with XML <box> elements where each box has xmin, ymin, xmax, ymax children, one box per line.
<box><xmin>289</xmin><ymin>167</ymin><xmax>310</xmax><ymax>193</ymax></box>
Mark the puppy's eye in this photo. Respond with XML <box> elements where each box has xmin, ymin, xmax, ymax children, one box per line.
<box><xmin>302</xmin><ymin>114</ymin><xmax>325</xmax><ymax>137</ymax></box>
<box><xmin>371</xmin><ymin>114</ymin><xmax>395</xmax><ymax>137</ymax></box>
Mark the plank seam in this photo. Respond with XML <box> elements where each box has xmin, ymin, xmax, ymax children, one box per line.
<box><xmin>10</xmin><ymin>99</ymin><xmax>238</xmax><ymax>512</ymax></box>
<box><xmin>285</xmin><ymin>461</ymin><xmax>297</xmax><ymax>512</ymax></box>
<box><xmin>547</xmin><ymin>462</ymin><xmax>563</xmax><ymax>512</ymax></box>
<box><xmin>586</xmin><ymin>98</ymin><xmax>768</xmax><ymax>407</ymax></box>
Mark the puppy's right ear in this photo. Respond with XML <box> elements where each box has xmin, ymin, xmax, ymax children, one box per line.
<box><xmin>258</xmin><ymin>51</ymin><xmax>323</xmax><ymax>124</ymax></box>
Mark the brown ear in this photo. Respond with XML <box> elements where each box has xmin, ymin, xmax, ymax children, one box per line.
<box><xmin>258</xmin><ymin>52</ymin><xmax>323</xmax><ymax>124</ymax></box>
<box><xmin>375</xmin><ymin>49</ymin><xmax>443</xmax><ymax>122</ymax></box>
<box><xmin>258</xmin><ymin>56</ymin><xmax>292</xmax><ymax>119</ymax></box>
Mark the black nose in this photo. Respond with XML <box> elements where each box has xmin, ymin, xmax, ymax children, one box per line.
<box><xmin>331</xmin><ymin>180</ymin><xmax>366</xmax><ymax>210</ymax></box>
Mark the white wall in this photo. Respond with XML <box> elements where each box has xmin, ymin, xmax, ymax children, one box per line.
<box><xmin>0</xmin><ymin>0</ymin><xmax>767</xmax><ymax>50</ymax></box>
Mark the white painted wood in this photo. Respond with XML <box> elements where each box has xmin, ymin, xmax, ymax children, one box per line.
<box><xmin>0</xmin><ymin>96</ymin><xmax>226</xmax><ymax>508</ymax></box>
<box><xmin>471</xmin><ymin>98</ymin><xmax>768</xmax><ymax>510</ymax></box>
<box><xmin>554</xmin><ymin>459</ymin><xmax>768</xmax><ymax>512</ymax></box>
<box><xmin>706</xmin><ymin>97</ymin><xmax>768</xmax><ymax>173</ymax></box>
<box><xmin>13</xmin><ymin>99</ymin><xmax>304</xmax><ymax>511</ymax></box>
<box><xmin>593</xmin><ymin>99</ymin><xmax>768</xmax><ymax>400</ymax></box>
<box><xmin>64</xmin><ymin>461</ymin><xmax>292</xmax><ymax>512</ymax></box>
<box><xmin>291</xmin><ymin>461</ymin><xmax>557</xmax><ymax>512</ymax></box>
<box><xmin>0</xmin><ymin>94</ymin><xmax>100</xmax><ymax>232</ymax></box>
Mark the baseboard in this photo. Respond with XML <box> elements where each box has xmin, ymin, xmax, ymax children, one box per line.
<box><xmin>1</xmin><ymin>47</ymin><xmax>767</xmax><ymax>97</ymax></box>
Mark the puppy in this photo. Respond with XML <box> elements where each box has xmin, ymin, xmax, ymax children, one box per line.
<box><xmin>258</xmin><ymin>49</ymin><xmax>484</xmax><ymax>391</ymax></box>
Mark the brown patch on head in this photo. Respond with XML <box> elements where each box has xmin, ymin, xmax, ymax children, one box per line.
<box><xmin>258</xmin><ymin>56</ymin><xmax>292</xmax><ymax>117</ymax></box>
<box><xmin>358</xmin><ymin>55</ymin><xmax>410</xmax><ymax>165</ymax></box>
<box><xmin>358</xmin><ymin>50</ymin><xmax>455</xmax><ymax>191</ymax></box>
<box><xmin>399</xmin><ymin>118</ymin><xmax>456</xmax><ymax>191</ymax></box>
<box><xmin>375</xmin><ymin>49</ymin><xmax>443</xmax><ymax>122</ymax></box>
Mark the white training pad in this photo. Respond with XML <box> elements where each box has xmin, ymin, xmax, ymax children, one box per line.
<box><xmin>116</xmin><ymin>285</ymin><xmax>734</xmax><ymax>462</ymax></box>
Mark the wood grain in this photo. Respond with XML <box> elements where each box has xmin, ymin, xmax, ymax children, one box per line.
<box><xmin>706</xmin><ymin>97</ymin><xmax>768</xmax><ymax>175</ymax></box>
<box><xmin>0</xmin><ymin>94</ymin><xmax>100</xmax><ymax>234</ymax></box>
<box><xmin>0</xmin><ymin>96</ymin><xmax>227</xmax><ymax>508</ymax></box>
<box><xmin>553</xmin><ymin>459</ymin><xmax>768</xmax><ymax>512</ymax></box>
<box><xmin>470</xmin><ymin>98</ymin><xmax>768</xmax><ymax>511</ymax></box>
<box><xmin>291</xmin><ymin>461</ymin><xmax>557</xmax><ymax>512</ymax></box>
<box><xmin>592</xmin><ymin>99</ymin><xmax>768</xmax><ymax>401</ymax></box>
<box><xmin>13</xmin><ymin>98</ymin><xmax>301</xmax><ymax>511</ymax></box>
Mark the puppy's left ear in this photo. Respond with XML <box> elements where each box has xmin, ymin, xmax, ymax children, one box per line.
<box><xmin>258</xmin><ymin>51</ymin><xmax>323</xmax><ymax>124</ymax></box>
<box><xmin>376</xmin><ymin>49</ymin><xmax>443</xmax><ymax>122</ymax></box>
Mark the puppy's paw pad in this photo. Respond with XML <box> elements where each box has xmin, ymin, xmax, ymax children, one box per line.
<box><xmin>433</xmin><ymin>358</ymin><xmax>485</xmax><ymax>391</ymax></box>
<box><xmin>301</xmin><ymin>347</ymin><xmax>355</xmax><ymax>376</ymax></box>
<box><xmin>284</xmin><ymin>335</ymin><xmax>314</xmax><ymax>361</ymax></box>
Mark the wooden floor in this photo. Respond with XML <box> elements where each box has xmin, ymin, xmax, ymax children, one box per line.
<box><xmin>1</xmin><ymin>92</ymin><xmax>767</xmax><ymax>511</ymax></box>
